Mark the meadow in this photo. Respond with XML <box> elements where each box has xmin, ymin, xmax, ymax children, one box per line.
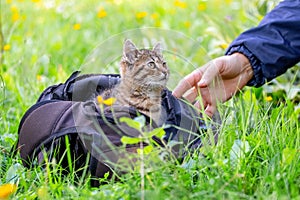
<box><xmin>0</xmin><ymin>0</ymin><xmax>299</xmax><ymax>199</ymax></box>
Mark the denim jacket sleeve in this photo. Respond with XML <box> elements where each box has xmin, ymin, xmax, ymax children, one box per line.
<box><xmin>225</xmin><ymin>0</ymin><xmax>300</xmax><ymax>87</ymax></box>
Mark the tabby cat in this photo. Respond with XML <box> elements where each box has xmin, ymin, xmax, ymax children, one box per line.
<box><xmin>101</xmin><ymin>39</ymin><xmax>169</xmax><ymax>125</ymax></box>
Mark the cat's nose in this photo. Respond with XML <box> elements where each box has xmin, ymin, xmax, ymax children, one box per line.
<box><xmin>162</xmin><ymin>71</ymin><xmax>168</xmax><ymax>78</ymax></box>
<box><xmin>164</xmin><ymin>68</ymin><xmax>170</xmax><ymax>75</ymax></box>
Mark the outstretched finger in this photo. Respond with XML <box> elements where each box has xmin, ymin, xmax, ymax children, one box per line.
<box><xmin>183</xmin><ymin>87</ymin><xmax>198</xmax><ymax>103</ymax></box>
<box><xmin>173</xmin><ymin>68</ymin><xmax>203</xmax><ymax>98</ymax></box>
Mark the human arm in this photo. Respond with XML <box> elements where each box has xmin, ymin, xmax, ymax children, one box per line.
<box><xmin>226</xmin><ymin>0</ymin><xmax>300</xmax><ymax>87</ymax></box>
<box><xmin>173</xmin><ymin>0</ymin><xmax>300</xmax><ymax>116</ymax></box>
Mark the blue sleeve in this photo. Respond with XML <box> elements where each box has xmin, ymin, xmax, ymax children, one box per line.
<box><xmin>225</xmin><ymin>0</ymin><xmax>300</xmax><ymax>87</ymax></box>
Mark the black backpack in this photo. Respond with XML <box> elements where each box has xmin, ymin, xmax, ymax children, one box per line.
<box><xmin>17</xmin><ymin>71</ymin><xmax>219</xmax><ymax>186</ymax></box>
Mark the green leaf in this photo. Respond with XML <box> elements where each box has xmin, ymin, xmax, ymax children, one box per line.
<box><xmin>252</xmin><ymin>87</ymin><xmax>263</xmax><ymax>100</ymax></box>
<box><xmin>143</xmin><ymin>127</ymin><xmax>165</xmax><ymax>139</ymax></box>
<box><xmin>121</xmin><ymin>136</ymin><xmax>141</xmax><ymax>145</ymax></box>
<box><xmin>137</xmin><ymin>145</ymin><xmax>153</xmax><ymax>155</ymax></box>
<box><xmin>144</xmin><ymin>145</ymin><xmax>153</xmax><ymax>154</ymax></box>
<box><xmin>119</xmin><ymin>117</ymin><xmax>142</xmax><ymax>130</ymax></box>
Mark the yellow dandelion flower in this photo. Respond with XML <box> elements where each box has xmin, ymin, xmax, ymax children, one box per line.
<box><xmin>0</xmin><ymin>184</ymin><xmax>17</xmax><ymax>199</ymax></box>
<box><xmin>103</xmin><ymin>97</ymin><xmax>116</xmax><ymax>106</ymax></box>
<box><xmin>10</xmin><ymin>5</ymin><xmax>23</xmax><ymax>22</ymax></box>
<box><xmin>73</xmin><ymin>23</ymin><xmax>81</xmax><ymax>30</ymax></box>
<box><xmin>151</xmin><ymin>13</ymin><xmax>158</xmax><ymax>20</ymax></box>
<box><xmin>184</xmin><ymin>21</ymin><xmax>191</xmax><ymax>28</ymax></box>
<box><xmin>97</xmin><ymin>95</ymin><xmax>104</xmax><ymax>104</ymax></box>
<box><xmin>32</xmin><ymin>0</ymin><xmax>40</xmax><ymax>2</ymax></box>
<box><xmin>198</xmin><ymin>2</ymin><xmax>206</xmax><ymax>11</ymax></box>
<box><xmin>12</xmin><ymin>13</ymin><xmax>20</xmax><ymax>22</ymax></box>
<box><xmin>36</xmin><ymin>75</ymin><xmax>42</xmax><ymax>82</ymax></box>
<box><xmin>174</xmin><ymin>0</ymin><xmax>187</xmax><ymax>9</ymax></box>
<box><xmin>3</xmin><ymin>44</ymin><xmax>11</xmax><ymax>51</ymax></box>
<box><xmin>10</xmin><ymin>5</ymin><xmax>18</xmax><ymax>12</ymax></box>
<box><xmin>6</xmin><ymin>0</ymin><xmax>12</xmax><ymax>4</ymax></box>
<box><xmin>97</xmin><ymin>96</ymin><xmax>116</xmax><ymax>106</ymax></box>
<box><xmin>219</xmin><ymin>43</ymin><xmax>229</xmax><ymax>49</ymax></box>
<box><xmin>97</xmin><ymin>7</ymin><xmax>107</xmax><ymax>18</ymax></box>
<box><xmin>136</xmin><ymin>11</ymin><xmax>147</xmax><ymax>19</ymax></box>
<box><xmin>265</xmin><ymin>96</ymin><xmax>273</xmax><ymax>102</ymax></box>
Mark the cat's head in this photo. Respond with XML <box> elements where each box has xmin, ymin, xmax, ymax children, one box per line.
<box><xmin>120</xmin><ymin>39</ymin><xmax>169</xmax><ymax>90</ymax></box>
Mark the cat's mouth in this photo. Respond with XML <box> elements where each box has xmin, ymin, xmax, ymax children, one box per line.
<box><xmin>137</xmin><ymin>75</ymin><xmax>168</xmax><ymax>90</ymax></box>
<box><xmin>148</xmin><ymin>80</ymin><xmax>167</xmax><ymax>89</ymax></box>
<box><xmin>155</xmin><ymin>73</ymin><xmax>169</xmax><ymax>82</ymax></box>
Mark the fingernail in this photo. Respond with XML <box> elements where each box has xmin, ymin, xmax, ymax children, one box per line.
<box><xmin>172</xmin><ymin>91</ymin><xmax>178</xmax><ymax>97</ymax></box>
<box><xmin>198</xmin><ymin>80</ymin><xmax>206</xmax><ymax>86</ymax></box>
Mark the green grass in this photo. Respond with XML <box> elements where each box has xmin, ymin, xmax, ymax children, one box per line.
<box><xmin>1</xmin><ymin>0</ymin><xmax>300</xmax><ymax>199</ymax></box>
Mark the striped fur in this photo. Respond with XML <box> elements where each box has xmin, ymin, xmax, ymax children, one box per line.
<box><xmin>112</xmin><ymin>39</ymin><xmax>169</xmax><ymax>125</ymax></box>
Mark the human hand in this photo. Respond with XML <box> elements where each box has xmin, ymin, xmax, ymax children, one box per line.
<box><xmin>172</xmin><ymin>53</ymin><xmax>254</xmax><ymax>117</ymax></box>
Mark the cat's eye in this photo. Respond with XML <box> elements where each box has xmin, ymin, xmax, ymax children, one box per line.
<box><xmin>163</xmin><ymin>62</ymin><xmax>167</xmax><ymax>68</ymax></box>
<box><xmin>147</xmin><ymin>62</ymin><xmax>156</xmax><ymax>68</ymax></box>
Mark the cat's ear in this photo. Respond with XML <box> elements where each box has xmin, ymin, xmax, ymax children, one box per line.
<box><xmin>153</xmin><ymin>42</ymin><xmax>162</xmax><ymax>55</ymax></box>
<box><xmin>123</xmin><ymin>39</ymin><xmax>138</xmax><ymax>63</ymax></box>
